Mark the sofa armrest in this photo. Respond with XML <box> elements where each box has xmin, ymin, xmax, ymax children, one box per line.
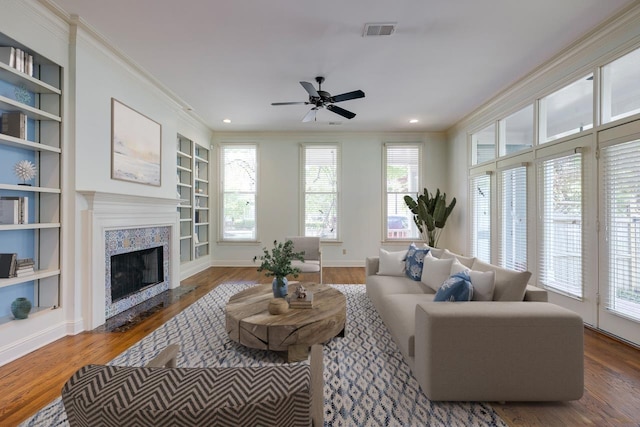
<box><xmin>413</xmin><ymin>301</ymin><xmax>583</xmax><ymax>402</ymax></box>
<box><xmin>365</xmin><ymin>257</ymin><xmax>380</xmax><ymax>277</ymax></box>
<box><xmin>524</xmin><ymin>285</ymin><xmax>548</xmax><ymax>302</ymax></box>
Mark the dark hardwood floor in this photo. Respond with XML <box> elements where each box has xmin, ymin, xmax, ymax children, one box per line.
<box><xmin>0</xmin><ymin>267</ymin><xmax>638</xmax><ymax>426</ymax></box>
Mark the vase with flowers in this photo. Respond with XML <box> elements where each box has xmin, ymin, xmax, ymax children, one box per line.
<box><xmin>253</xmin><ymin>239</ymin><xmax>305</xmax><ymax>298</ymax></box>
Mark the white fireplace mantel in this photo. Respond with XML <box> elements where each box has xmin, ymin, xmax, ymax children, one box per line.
<box><xmin>80</xmin><ymin>191</ymin><xmax>181</xmax><ymax>330</ymax></box>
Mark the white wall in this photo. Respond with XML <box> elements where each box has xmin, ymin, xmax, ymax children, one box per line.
<box><xmin>211</xmin><ymin>131</ymin><xmax>447</xmax><ymax>267</ymax></box>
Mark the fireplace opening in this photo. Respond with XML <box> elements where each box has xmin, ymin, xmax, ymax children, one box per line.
<box><xmin>110</xmin><ymin>246</ymin><xmax>164</xmax><ymax>302</ymax></box>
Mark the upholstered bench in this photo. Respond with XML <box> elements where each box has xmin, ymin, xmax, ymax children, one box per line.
<box><xmin>62</xmin><ymin>344</ymin><xmax>324</xmax><ymax>427</ymax></box>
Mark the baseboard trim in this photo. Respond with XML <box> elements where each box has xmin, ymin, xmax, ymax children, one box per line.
<box><xmin>0</xmin><ymin>322</ymin><xmax>67</xmax><ymax>367</ymax></box>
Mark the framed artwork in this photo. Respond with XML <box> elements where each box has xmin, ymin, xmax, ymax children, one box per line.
<box><xmin>111</xmin><ymin>98</ymin><xmax>162</xmax><ymax>186</ymax></box>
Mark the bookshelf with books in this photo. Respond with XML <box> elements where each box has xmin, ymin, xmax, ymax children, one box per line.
<box><xmin>0</xmin><ymin>31</ymin><xmax>61</xmax><ymax>323</ymax></box>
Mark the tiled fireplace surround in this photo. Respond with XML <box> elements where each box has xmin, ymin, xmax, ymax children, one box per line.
<box><xmin>81</xmin><ymin>192</ymin><xmax>180</xmax><ymax>330</ymax></box>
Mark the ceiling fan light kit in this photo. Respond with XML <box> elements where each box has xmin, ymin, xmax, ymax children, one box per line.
<box><xmin>272</xmin><ymin>76</ymin><xmax>365</xmax><ymax>122</ymax></box>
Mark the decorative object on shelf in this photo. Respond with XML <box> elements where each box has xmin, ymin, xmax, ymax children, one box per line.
<box><xmin>14</xmin><ymin>159</ymin><xmax>36</xmax><ymax>185</ymax></box>
<box><xmin>14</xmin><ymin>85</ymin><xmax>32</xmax><ymax>104</ymax></box>
<box><xmin>11</xmin><ymin>297</ymin><xmax>32</xmax><ymax>320</ymax></box>
<box><xmin>111</xmin><ymin>98</ymin><xmax>161</xmax><ymax>187</ymax></box>
<box><xmin>404</xmin><ymin>187</ymin><xmax>456</xmax><ymax>247</ymax></box>
<box><xmin>253</xmin><ymin>239</ymin><xmax>305</xmax><ymax>298</ymax></box>
<box><xmin>268</xmin><ymin>297</ymin><xmax>289</xmax><ymax>315</ymax></box>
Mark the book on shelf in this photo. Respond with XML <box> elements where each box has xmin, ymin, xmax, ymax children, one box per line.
<box><xmin>0</xmin><ymin>46</ymin><xmax>16</xmax><ymax>68</ymax></box>
<box><xmin>0</xmin><ymin>47</ymin><xmax>33</xmax><ymax>76</ymax></box>
<box><xmin>0</xmin><ymin>196</ymin><xmax>29</xmax><ymax>224</ymax></box>
<box><xmin>0</xmin><ymin>253</ymin><xmax>17</xmax><ymax>278</ymax></box>
<box><xmin>16</xmin><ymin>267</ymin><xmax>35</xmax><ymax>277</ymax></box>
<box><xmin>1</xmin><ymin>111</ymin><xmax>27</xmax><ymax>139</ymax></box>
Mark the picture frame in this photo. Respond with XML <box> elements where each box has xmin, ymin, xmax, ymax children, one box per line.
<box><xmin>111</xmin><ymin>98</ymin><xmax>162</xmax><ymax>186</ymax></box>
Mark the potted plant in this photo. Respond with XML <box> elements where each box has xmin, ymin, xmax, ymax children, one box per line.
<box><xmin>253</xmin><ymin>239</ymin><xmax>305</xmax><ymax>298</ymax></box>
<box><xmin>404</xmin><ymin>187</ymin><xmax>456</xmax><ymax>247</ymax></box>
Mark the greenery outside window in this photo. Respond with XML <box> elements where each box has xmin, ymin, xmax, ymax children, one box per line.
<box><xmin>220</xmin><ymin>144</ymin><xmax>257</xmax><ymax>241</ymax></box>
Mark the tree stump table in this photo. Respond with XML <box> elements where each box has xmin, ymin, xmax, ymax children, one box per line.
<box><xmin>226</xmin><ymin>283</ymin><xmax>346</xmax><ymax>362</ymax></box>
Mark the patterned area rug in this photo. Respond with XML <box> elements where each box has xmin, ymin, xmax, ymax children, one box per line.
<box><xmin>22</xmin><ymin>283</ymin><xmax>507</xmax><ymax>427</ymax></box>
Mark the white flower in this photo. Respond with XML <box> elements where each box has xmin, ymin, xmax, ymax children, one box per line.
<box><xmin>14</xmin><ymin>160</ymin><xmax>36</xmax><ymax>183</ymax></box>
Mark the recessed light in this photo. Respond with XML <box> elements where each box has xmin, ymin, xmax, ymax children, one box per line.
<box><xmin>409</xmin><ymin>119</ymin><xmax>419</xmax><ymax>124</ymax></box>
<box><xmin>223</xmin><ymin>119</ymin><xmax>231</xmax><ymax>123</ymax></box>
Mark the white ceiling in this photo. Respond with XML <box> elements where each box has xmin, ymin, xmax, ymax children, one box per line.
<box><xmin>48</xmin><ymin>0</ymin><xmax>635</xmax><ymax>133</ymax></box>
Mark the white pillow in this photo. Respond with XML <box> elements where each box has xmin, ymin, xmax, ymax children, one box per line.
<box><xmin>469</xmin><ymin>270</ymin><xmax>496</xmax><ymax>301</ymax></box>
<box><xmin>421</xmin><ymin>254</ymin><xmax>455</xmax><ymax>292</ymax></box>
<box><xmin>377</xmin><ymin>248</ymin><xmax>407</xmax><ymax>276</ymax></box>
<box><xmin>450</xmin><ymin>258</ymin><xmax>470</xmax><ymax>275</ymax></box>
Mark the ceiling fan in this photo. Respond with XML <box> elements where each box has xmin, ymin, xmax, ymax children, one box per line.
<box><xmin>271</xmin><ymin>76</ymin><xmax>365</xmax><ymax>122</ymax></box>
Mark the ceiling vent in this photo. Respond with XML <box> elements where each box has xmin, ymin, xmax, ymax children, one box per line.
<box><xmin>363</xmin><ymin>22</ymin><xmax>396</xmax><ymax>37</ymax></box>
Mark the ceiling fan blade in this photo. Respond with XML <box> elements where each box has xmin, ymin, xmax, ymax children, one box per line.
<box><xmin>302</xmin><ymin>108</ymin><xmax>317</xmax><ymax>122</ymax></box>
<box><xmin>300</xmin><ymin>81</ymin><xmax>320</xmax><ymax>98</ymax></box>
<box><xmin>327</xmin><ymin>104</ymin><xmax>356</xmax><ymax>119</ymax></box>
<box><xmin>271</xmin><ymin>101</ymin><xmax>308</xmax><ymax>106</ymax></box>
<box><xmin>331</xmin><ymin>90</ymin><xmax>365</xmax><ymax>103</ymax></box>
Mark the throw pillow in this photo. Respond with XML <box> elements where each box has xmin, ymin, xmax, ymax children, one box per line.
<box><xmin>469</xmin><ymin>270</ymin><xmax>495</xmax><ymax>301</ymax></box>
<box><xmin>434</xmin><ymin>272</ymin><xmax>473</xmax><ymax>302</ymax></box>
<box><xmin>421</xmin><ymin>255</ymin><xmax>455</xmax><ymax>291</ymax></box>
<box><xmin>441</xmin><ymin>249</ymin><xmax>476</xmax><ymax>268</ymax></box>
<box><xmin>450</xmin><ymin>258</ymin><xmax>470</xmax><ymax>275</ymax></box>
<box><xmin>405</xmin><ymin>243</ymin><xmax>430</xmax><ymax>281</ymax></box>
<box><xmin>471</xmin><ymin>259</ymin><xmax>531</xmax><ymax>301</ymax></box>
<box><xmin>377</xmin><ymin>248</ymin><xmax>407</xmax><ymax>276</ymax></box>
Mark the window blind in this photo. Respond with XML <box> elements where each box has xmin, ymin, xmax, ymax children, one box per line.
<box><xmin>538</xmin><ymin>152</ymin><xmax>583</xmax><ymax>298</ymax></box>
<box><xmin>602</xmin><ymin>139</ymin><xmax>640</xmax><ymax>322</ymax></box>
<box><xmin>220</xmin><ymin>145</ymin><xmax>257</xmax><ymax>241</ymax></box>
<box><xmin>499</xmin><ymin>166</ymin><xmax>527</xmax><ymax>271</ymax></box>
<box><xmin>302</xmin><ymin>145</ymin><xmax>339</xmax><ymax>240</ymax></box>
<box><xmin>470</xmin><ymin>174</ymin><xmax>491</xmax><ymax>262</ymax></box>
<box><xmin>385</xmin><ymin>144</ymin><xmax>421</xmax><ymax>240</ymax></box>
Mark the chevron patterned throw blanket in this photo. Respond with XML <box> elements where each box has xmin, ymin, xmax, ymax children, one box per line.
<box><xmin>22</xmin><ymin>283</ymin><xmax>506</xmax><ymax>427</ymax></box>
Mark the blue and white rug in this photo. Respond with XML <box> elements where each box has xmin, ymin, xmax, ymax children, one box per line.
<box><xmin>22</xmin><ymin>283</ymin><xmax>506</xmax><ymax>427</ymax></box>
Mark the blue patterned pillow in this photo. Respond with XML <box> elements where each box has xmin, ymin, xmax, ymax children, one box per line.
<box><xmin>434</xmin><ymin>271</ymin><xmax>473</xmax><ymax>301</ymax></box>
<box><xmin>404</xmin><ymin>243</ymin><xmax>430</xmax><ymax>281</ymax></box>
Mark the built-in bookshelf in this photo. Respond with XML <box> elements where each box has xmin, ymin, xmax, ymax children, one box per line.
<box><xmin>193</xmin><ymin>145</ymin><xmax>209</xmax><ymax>260</ymax></box>
<box><xmin>0</xmin><ymin>32</ymin><xmax>61</xmax><ymax>324</ymax></box>
<box><xmin>177</xmin><ymin>135</ymin><xmax>210</xmax><ymax>263</ymax></box>
<box><xmin>177</xmin><ymin>135</ymin><xmax>193</xmax><ymax>263</ymax></box>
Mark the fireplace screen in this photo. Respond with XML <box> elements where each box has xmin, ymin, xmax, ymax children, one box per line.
<box><xmin>110</xmin><ymin>246</ymin><xmax>164</xmax><ymax>302</ymax></box>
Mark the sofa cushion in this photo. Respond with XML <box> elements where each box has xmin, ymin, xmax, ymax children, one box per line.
<box><xmin>471</xmin><ymin>259</ymin><xmax>531</xmax><ymax>301</ymax></box>
<box><xmin>366</xmin><ymin>273</ymin><xmax>433</xmax><ymax>313</ymax></box>
<box><xmin>434</xmin><ymin>272</ymin><xmax>473</xmax><ymax>302</ymax></box>
<box><xmin>377</xmin><ymin>248</ymin><xmax>407</xmax><ymax>276</ymax></box>
<box><xmin>469</xmin><ymin>270</ymin><xmax>496</xmax><ymax>301</ymax></box>
<box><xmin>382</xmin><ymin>293</ymin><xmax>436</xmax><ymax>359</ymax></box>
<box><xmin>405</xmin><ymin>243</ymin><xmax>430</xmax><ymax>281</ymax></box>
<box><xmin>441</xmin><ymin>249</ymin><xmax>476</xmax><ymax>268</ymax></box>
<box><xmin>421</xmin><ymin>255</ymin><xmax>455</xmax><ymax>292</ymax></box>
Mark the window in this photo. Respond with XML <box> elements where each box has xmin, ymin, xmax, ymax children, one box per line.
<box><xmin>602</xmin><ymin>138</ymin><xmax>640</xmax><ymax>322</ymax></box>
<box><xmin>471</xmin><ymin>124</ymin><xmax>496</xmax><ymax>165</ymax></box>
<box><xmin>470</xmin><ymin>173</ymin><xmax>491</xmax><ymax>262</ymax></box>
<box><xmin>220</xmin><ymin>144</ymin><xmax>257</xmax><ymax>241</ymax></box>
<box><xmin>385</xmin><ymin>143</ymin><xmax>421</xmax><ymax>240</ymax></box>
<box><xmin>301</xmin><ymin>144</ymin><xmax>340</xmax><ymax>240</ymax></box>
<box><xmin>499</xmin><ymin>104</ymin><xmax>533</xmax><ymax>156</ymax></box>
<box><xmin>539</xmin><ymin>74</ymin><xmax>593</xmax><ymax>143</ymax></box>
<box><xmin>538</xmin><ymin>151</ymin><xmax>583</xmax><ymax>297</ymax></box>
<box><xmin>602</xmin><ymin>47</ymin><xmax>640</xmax><ymax>124</ymax></box>
<box><xmin>499</xmin><ymin>166</ymin><xmax>527</xmax><ymax>271</ymax></box>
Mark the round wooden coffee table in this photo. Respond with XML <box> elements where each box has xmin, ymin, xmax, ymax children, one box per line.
<box><xmin>226</xmin><ymin>283</ymin><xmax>346</xmax><ymax>362</ymax></box>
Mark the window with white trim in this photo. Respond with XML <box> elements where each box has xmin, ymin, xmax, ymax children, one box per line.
<box><xmin>499</xmin><ymin>104</ymin><xmax>533</xmax><ymax>156</ymax></box>
<box><xmin>384</xmin><ymin>143</ymin><xmax>421</xmax><ymax>240</ymax></box>
<box><xmin>539</xmin><ymin>74</ymin><xmax>593</xmax><ymax>143</ymax></box>
<box><xmin>602</xmin><ymin>47</ymin><xmax>640</xmax><ymax>124</ymax></box>
<box><xmin>470</xmin><ymin>173</ymin><xmax>491</xmax><ymax>263</ymax></box>
<box><xmin>538</xmin><ymin>151</ymin><xmax>583</xmax><ymax>297</ymax></box>
<box><xmin>471</xmin><ymin>124</ymin><xmax>496</xmax><ymax>165</ymax></box>
<box><xmin>219</xmin><ymin>144</ymin><xmax>257</xmax><ymax>241</ymax></box>
<box><xmin>602</xmin><ymin>138</ymin><xmax>640</xmax><ymax>321</ymax></box>
<box><xmin>301</xmin><ymin>144</ymin><xmax>340</xmax><ymax>240</ymax></box>
<box><xmin>499</xmin><ymin>165</ymin><xmax>527</xmax><ymax>271</ymax></box>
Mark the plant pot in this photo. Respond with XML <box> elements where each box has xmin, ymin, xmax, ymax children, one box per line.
<box><xmin>272</xmin><ymin>276</ymin><xmax>288</xmax><ymax>298</ymax></box>
<box><xmin>11</xmin><ymin>297</ymin><xmax>32</xmax><ymax>320</ymax></box>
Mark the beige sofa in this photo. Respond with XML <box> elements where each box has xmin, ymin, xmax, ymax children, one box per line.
<box><xmin>365</xmin><ymin>249</ymin><xmax>584</xmax><ymax>402</ymax></box>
